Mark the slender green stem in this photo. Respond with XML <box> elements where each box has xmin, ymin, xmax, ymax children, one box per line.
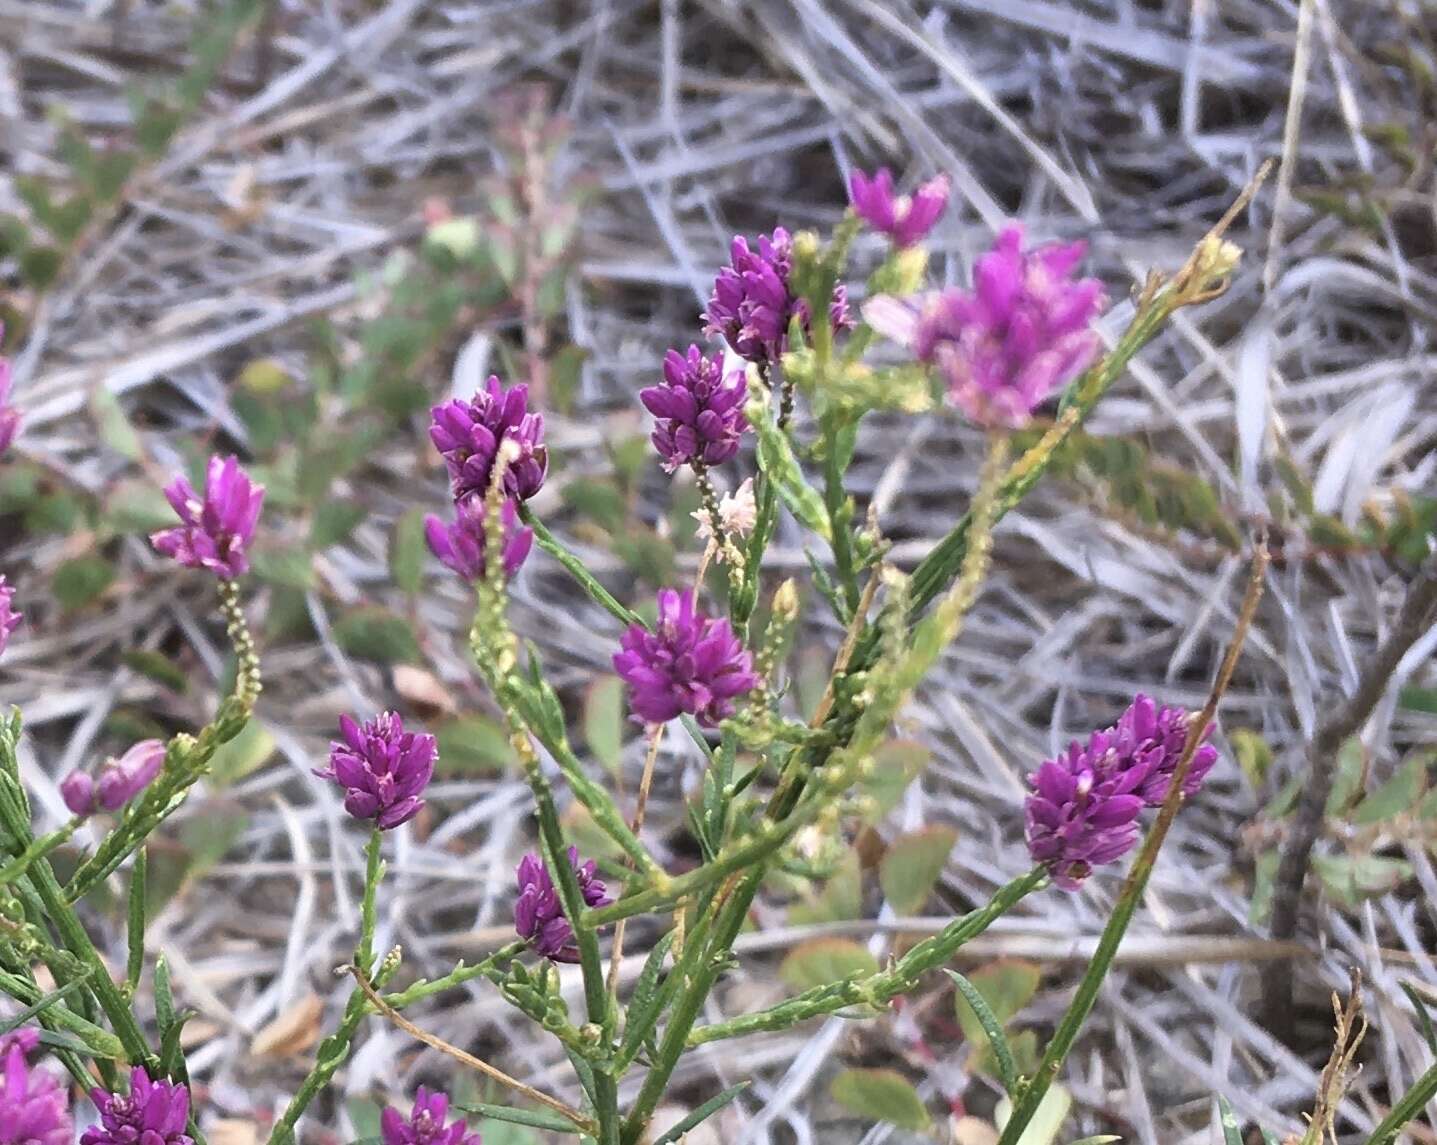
<box><xmin>357</xmin><ymin>828</ymin><xmax>383</xmax><ymax>974</ymax></box>
<box><xmin>380</xmin><ymin>942</ymin><xmax>526</xmax><ymax>1010</ymax></box>
<box><xmin>268</xmin><ymin>989</ymin><xmax>369</xmax><ymax>1145</ymax></box>
<box><xmin>688</xmin><ymin>868</ymin><xmax>1044</xmax><ymax>1045</ymax></box>
<box><xmin>820</xmin><ymin>413</ymin><xmax>861</xmax><ymax>615</ymax></box>
<box><xmin>0</xmin><ymin>819</ymin><xmax>78</xmax><ymax>885</ymax></box>
<box><xmin>1364</xmin><ymin>1062</ymin><xmax>1437</xmax><ymax>1145</ymax></box>
<box><xmin>520</xmin><ymin>507</ymin><xmax>642</xmax><ymax>627</ymax></box>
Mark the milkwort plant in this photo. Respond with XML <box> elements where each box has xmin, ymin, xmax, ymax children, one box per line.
<box><xmin>6</xmin><ymin>162</ymin><xmax>1430</xmax><ymax>1145</ymax></box>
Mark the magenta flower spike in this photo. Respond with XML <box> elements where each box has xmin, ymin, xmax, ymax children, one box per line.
<box><xmin>314</xmin><ymin>712</ymin><xmax>438</xmax><ymax>830</ymax></box>
<box><xmin>424</xmin><ymin>497</ymin><xmax>533</xmax><ymax>582</ymax></box>
<box><xmin>429</xmin><ymin>375</ymin><xmax>548</xmax><ymax>504</ymax></box>
<box><xmin>613</xmin><ymin>588</ymin><xmax>759</xmax><ymax>727</ymax></box>
<box><xmin>150</xmin><ymin>455</ymin><xmax>265</xmax><ymax>579</ymax></box>
<box><xmin>1024</xmin><ymin>732</ymin><xmax>1145</xmax><ymax>891</ymax></box>
<box><xmin>513</xmin><ymin>846</ymin><xmax>612</xmax><ymax>963</ymax></box>
<box><xmin>82</xmin><ymin>1067</ymin><xmax>192</xmax><ymax>1145</ymax></box>
<box><xmin>0</xmin><ymin>1028</ymin><xmax>71</xmax><ymax>1145</ymax></box>
<box><xmin>61</xmin><ymin>739</ymin><xmax>166</xmax><ymax>818</ymax></box>
<box><xmin>848</xmin><ymin>168</ymin><xmax>949</xmax><ymax>248</ymax></box>
<box><xmin>0</xmin><ymin>575</ymin><xmax>20</xmax><ymax>660</ymax></box>
<box><xmin>0</xmin><ymin>349</ymin><xmax>19</xmax><ymax>457</ymax></box>
<box><xmin>640</xmin><ymin>346</ymin><xmax>749</xmax><ymax>472</ymax></box>
<box><xmin>1111</xmin><ymin>693</ymin><xmax>1217</xmax><ymax>806</ymax></box>
<box><xmin>380</xmin><ymin>1087</ymin><xmax>482</xmax><ymax>1145</ymax></box>
<box><xmin>1024</xmin><ymin>694</ymin><xmax>1218</xmax><ymax>889</ymax></box>
<box><xmin>703</xmin><ymin>227</ymin><xmax>852</xmax><ymax>365</ymax></box>
<box><xmin>912</xmin><ymin>223</ymin><xmax>1107</xmax><ymax>428</ymax></box>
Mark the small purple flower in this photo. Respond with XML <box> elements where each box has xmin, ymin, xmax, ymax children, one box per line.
<box><xmin>61</xmin><ymin>739</ymin><xmax>167</xmax><ymax>818</ymax></box>
<box><xmin>424</xmin><ymin>497</ymin><xmax>533</xmax><ymax>582</ymax></box>
<box><xmin>640</xmin><ymin>346</ymin><xmax>749</xmax><ymax>472</ymax></box>
<box><xmin>380</xmin><ymin>1087</ymin><xmax>481</xmax><ymax>1145</ymax></box>
<box><xmin>1110</xmin><ymin>693</ymin><xmax>1217</xmax><ymax>806</ymax></box>
<box><xmin>0</xmin><ymin>348</ymin><xmax>19</xmax><ymax>457</ymax></box>
<box><xmin>1025</xmin><ymin>731</ymin><xmax>1145</xmax><ymax>891</ymax></box>
<box><xmin>513</xmin><ymin>846</ymin><xmax>612</xmax><ymax>963</ymax></box>
<box><xmin>704</xmin><ymin>227</ymin><xmax>852</xmax><ymax>365</ymax></box>
<box><xmin>313</xmin><ymin>712</ymin><xmax>437</xmax><ymax>830</ymax></box>
<box><xmin>429</xmin><ymin>376</ymin><xmax>548</xmax><ymax>504</ymax></box>
<box><xmin>82</xmin><ymin>1067</ymin><xmax>191</xmax><ymax>1145</ymax></box>
<box><xmin>911</xmin><ymin>223</ymin><xmax>1106</xmax><ymax>429</ymax></box>
<box><xmin>613</xmin><ymin>588</ymin><xmax>759</xmax><ymax>727</ymax></box>
<box><xmin>0</xmin><ymin>575</ymin><xmax>20</xmax><ymax>660</ymax></box>
<box><xmin>0</xmin><ymin>1028</ymin><xmax>70</xmax><ymax>1145</ymax></box>
<box><xmin>150</xmin><ymin>455</ymin><xmax>265</xmax><ymax>579</ymax></box>
<box><xmin>848</xmin><ymin>168</ymin><xmax>949</xmax><ymax>248</ymax></box>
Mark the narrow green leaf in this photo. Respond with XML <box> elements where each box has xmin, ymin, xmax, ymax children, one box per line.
<box><xmin>0</xmin><ymin>971</ymin><xmax>95</xmax><ymax>1036</ymax></box>
<box><xmin>830</xmin><ymin>1068</ymin><xmax>929</xmax><ymax>1131</ymax></box>
<box><xmin>127</xmin><ymin>848</ymin><xmax>147</xmax><ymax>991</ymax></box>
<box><xmin>650</xmin><ymin>1082</ymin><xmax>750</xmax><ymax>1144</ymax></box>
<box><xmin>1399</xmin><ymin>981</ymin><xmax>1437</xmax><ymax>1054</ymax></box>
<box><xmin>948</xmin><ymin>969</ymin><xmax>1019</xmax><ymax>1093</ymax></box>
<box><xmin>1217</xmin><ymin>1095</ymin><xmax>1244</xmax><ymax>1145</ymax></box>
<box><xmin>749</xmin><ymin>384</ymin><xmax>831</xmax><ymax>540</ymax></box>
<box><xmin>454</xmin><ymin>1103</ymin><xmax>579</xmax><ymax>1134</ymax></box>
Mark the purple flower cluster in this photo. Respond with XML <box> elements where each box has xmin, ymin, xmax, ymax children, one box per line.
<box><xmin>704</xmin><ymin>228</ymin><xmax>851</xmax><ymax>365</ymax></box>
<box><xmin>150</xmin><ymin>455</ymin><xmax>265</xmax><ymax>579</ymax></box>
<box><xmin>0</xmin><ymin>1028</ymin><xmax>71</xmax><ymax>1145</ymax></box>
<box><xmin>1024</xmin><ymin>694</ymin><xmax>1217</xmax><ymax>889</ymax></box>
<box><xmin>848</xmin><ymin>168</ymin><xmax>949</xmax><ymax>248</ymax></box>
<box><xmin>424</xmin><ymin>497</ymin><xmax>533</xmax><ymax>583</ymax></box>
<box><xmin>0</xmin><ymin>575</ymin><xmax>19</xmax><ymax>661</ymax></box>
<box><xmin>640</xmin><ymin>346</ymin><xmax>749</xmax><ymax>472</ymax></box>
<box><xmin>381</xmin><ymin>1087</ymin><xmax>481</xmax><ymax>1145</ymax></box>
<box><xmin>613</xmin><ymin>589</ymin><xmax>759</xmax><ymax>727</ymax></box>
<box><xmin>912</xmin><ymin>223</ymin><xmax>1106</xmax><ymax>428</ymax></box>
<box><xmin>513</xmin><ymin>846</ymin><xmax>612</xmax><ymax>963</ymax></box>
<box><xmin>429</xmin><ymin>375</ymin><xmax>548</xmax><ymax>504</ymax></box>
<box><xmin>61</xmin><ymin>740</ymin><xmax>166</xmax><ymax>818</ymax></box>
<box><xmin>82</xmin><ymin>1067</ymin><xmax>192</xmax><ymax>1145</ymax></box>
<box><xmin>314</xmin><ymin>712</ymin><xmax>438</xmax><ymax>830</ymax></box>
<box><xmin>0</xmin><ymin>341</ymin><xmax>19</xmax><ymax>457</ymax></box>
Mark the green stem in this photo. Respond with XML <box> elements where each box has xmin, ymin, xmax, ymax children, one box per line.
<box><xmin>1364</xmin><ymin>1063</ymin><xmax>1437</xmax><ymax>1145</ymax></box>
<box><xmin>820</xmin><ymin>412</ymin><xmax>861</xmax><ymax>616</ymax></box>
<box><xmin>0</xmin><ymin>820</ymin><xmax>78</xmax><ymax>885</ymax></box>
<box><xmin>268</xmin><ymin>990</ymin><xmax>369</xmax><ymax>1145</ymax></box>
<box><xmin>357</xmin><ymin>828</ymin><xmax>383</xmax><ymax>974</ymax></box>
<box><xmin>380</xmin><ymin>942</ymin><xmax>526</xmax><ymax>1010</ymax></box>
<box><xmin>688</xmin><ymin>868</ymin><xmax>1044</xmax><ymax>1045</ymax></box>
<box><xmin>519</xmin><ymin>507</ymin><xmax>642</xmax><ymax>627</ymax></box>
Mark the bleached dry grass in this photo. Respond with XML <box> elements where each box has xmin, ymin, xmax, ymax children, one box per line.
<box><xmin>2</xmin><ymin>1</ymin><xmax>1436</xmax><ymax>1142</ymax></box>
